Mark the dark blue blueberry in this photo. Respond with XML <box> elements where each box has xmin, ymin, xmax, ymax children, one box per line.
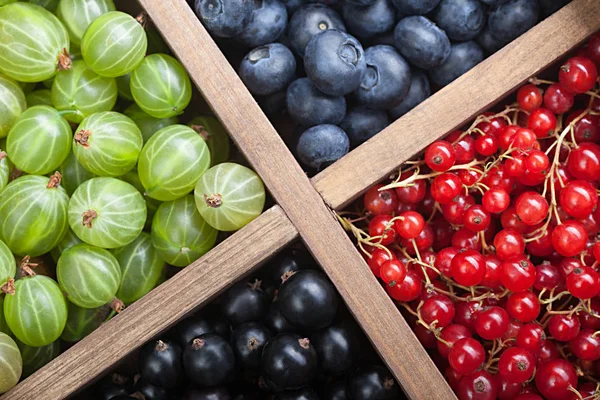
<box><xmin>539</xmin><ymin>0</ymin><xmax>570</xmax><ymax>17</ymax></box>
<box><xmin>287</xmin><ymin>4</ymin><xmax>346</xmax><ymax>57</ymax></box>
<box><xmin>279</xmin><ymin>0</ymin><xmax>304</xmax><ymax>14</ymax></box>
<box><xmin>238</xmin><ymin>0</ymin><xmax>288</xmax><ymax>47</ymax></box>
<box><xmin>342</xmin><ymin>0</ymin><xmax>397</xmax><ymax>40</ymax></box>
<box><xmin>308</xmin><ymin>0</ymin><xmax>342</xmax><ymax>5</ymax></box>
<box><xmin>257</xmin><ymin>90</ymin><xmax>287</xmax><ymax>116</ymax></box>
<box><xmin>393</xmin><ymin>16</ymin><xmax>451</xmax><ymax>70</ymax></box>
<box><xmin>354</xmin><ymin>45</ymin><xmax>410</xmax><ymax>109</ymax></box>
<box><xmin>428</xmin><ymin>40</ymin><xmax>484</xmax><ymax>86</ymax></box>
<box><xmin>304</xmin><ymin>30</ymin><xmax>366</xmax><ymax>96</ymax></box>
<box><xmin>286</xmin><ymin>77</ymin><xmax>346</xmax><ymax>126</ymax></box>
<box><xmin>339</xmin><ymin>106</ymin><xmax>389</xmax><ymax>148</ymax></box>
<box><xmin>390</xmin><ymin>0</ymin><xmax>440</xmax><ymax>15</ymax></box>
<box><xmin>433</xmin><ymin>0</ymin><xmax>485</xmax><ymax>42</ymax></box>
<box><xmin>194</xmin><ymin>0</ymin><xmax>253</xmax><ymax>38</ymax></box>
<box><xmin>239</xmin><ymin>43</ymin><xmax>297</xmax><ymax>96</ymax></box>
<box><xmin>477</xmin><ymin>26</ymin><xmax>508</xmax><ymax>54</ymax></box>
<box><xmin>488</xmin><ymin>0</ymin><xmax>540</xmax><ymax>43</ymax></box>
<box><xmin>296</xmin><ymin>124</ymin><xmax>350</xmax><ymax>170</ymax></box>
<box><xmin>388</xmin><ymin>69</ymin><xmax>430</xmax><ymax>119</ymax></box>
<box><xmin>368</xmin><ymin>31</ymin><xmax>396</xmax><ymax>47</ymax></box>
<box><xmin>479</xmin><ymin>0</ymin><xmax>510</xmax><ymax>5</ymax></box>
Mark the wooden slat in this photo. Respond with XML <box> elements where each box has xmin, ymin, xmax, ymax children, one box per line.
<box><xmin>139</xmin><ymin>1</ymin><xmax>456</xmax><ymax>398</ymax></box>
<box><xmin>312</xmin><ymin>0</ymin><xmax>600</xmax><ymax>210</ymax></box>
<box><xmin>1</xmin><ymin>206</ymin><xmax>297</xmax><ymax>400</ymax></box>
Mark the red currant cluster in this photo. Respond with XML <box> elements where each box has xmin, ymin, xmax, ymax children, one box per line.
<box><xmin>341</xmin><ymin>33</ymin><xmax>600</xmax><ymax>400</ymax></box>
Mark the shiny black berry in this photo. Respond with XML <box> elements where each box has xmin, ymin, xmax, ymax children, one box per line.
<box><xmin>348</xmin><ymin>365</ymin><xmax>400</xmax><ymax>400</ymax></box>
<box><xmin>311</xmin><ymin>321</ymin><xmax>360</xmax><ymax>375</ymax></box>
<box><xmin>182</xmin><ymin>386</ymin><xmax>232</xmax><ymax>400</ymax></box>
<box><xmin>322</xmin><ymin>380</ymin><xmax>349</xmax><ymax>400</ymax></box>
<box><xmin>274</xmin><ymin>388</ymin><xmax>319</xmax><ymax>400</ymax></box>
<box><xmin>222</xmin><ymin>280</ymin><xmax>267</xmax><ymax>326</ymax></box>
<box><xmin>138</xmin><ymin>339</ymin><xmax>183</xmax><ymax>389</ymax></box>
<box><xmin>231</xmin><ymin>322</ymin><xmax>272</xmax><ymax>370</ymax></box>
<box><xmin>264</xmin><ymin>300</ymin><xmax>297</xmax><ymax>334</ymax></box>
<box><xmin>261</xmin><ymin>333</ymin><xmax>318</xmax><ymax>390</ymax></box>
<box><xmin>268</xmin><ymin>248</ymin><xmax>311</xmax><ymax>285</ymax></box>
<box><xmin>133</xmin><ymin>380</ymin><xmax>169</xmax><ymax>400</ymax></box>
<box><xmin>183</xmin><ymin>334</ymin><xmax>235</xmax><ymax>386</ymax></box>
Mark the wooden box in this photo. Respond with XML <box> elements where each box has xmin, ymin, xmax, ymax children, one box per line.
<box><xmin>3</xmin><ymin>0</ymin><xmax>600</xmax><ymax>399</ymax></box>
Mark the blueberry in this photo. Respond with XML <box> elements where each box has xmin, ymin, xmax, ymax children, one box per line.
<box><xmin>369</xmin><ymin>31</ymin><xmax>396</xmax><ymax>47</ymax></box>
<box><xmin>479</xmin><ymin>0</ymin><xmax>510</xmax><ymax>5</ymax></box>
<box><xmin>239</xmin><ymin>43</ymin><xmax>296</xmax><ymax>96</ymax></box>
<box><xmin>388</xmin><ymin>69</ymin><xmax>430</xmax><ymax>119</ymax></box>
<box><xmin>304</xmin><ymin>30</ymin><xmax>366</xmax><ymax>96</ymax></box>
<box><xmin>339</xmin><ymin>106</ymin><xmax>389</xmax><ymax>148</ymax></box>
<box><xmin>194</xmin><ymin>0</ymin><xmax>253</xmax><ymax>38</ymax></box>
<box><xmin>393</xmin><ymin>16</ymin><xmax>451</xmax><ymax>70</ymax></box>
<box><xmin>428</xmin><ymin>41</ymin><xmax>484</xmax><ymax>86</ymax></box>
<box><xmin>433</xmin><ymin>0</ymin><xmax>485</xmax><ymax>42</ymax></box>
<box><xmin>354</xmin><ymin>45</ymin><xmax>410</xmax><ymax>109</ymax></box>
<box><xmin>296</xmin><ymin>125</ymin><xmax>349</xmax><ymax>170</ymax></box>
<box><xmin>342</xmin><ymin>0</ymin><xmax>397</xmax><ymax>40</ymax></box>
<box><xmin>238</xmin><ymin>0</ymin><xmax>288</xmax><ymax>47</ymax></box>
<box><xmin>390</xmin><ymin>0</ymin><xmax>440</xmax><ymax>15</ymax></box>
<box><xmin>286</xmin><ymin>78</ymin><xmax>346</xmax><ymax>126</ymax></box>
<box><xmin>288</xmin><ymin>4</ymin><xmax>346</xmax><ymax>57</ymax></box>
<box><xmin>346</xmin><ymin>0</ymin><xmax>378</xmax><ymax>5</ymax></box>
<box><xmin>477</xmin><ymin>26</ymin><xmax>508</xmax><ymax>55</ymax></box>
<box><xmin>488</xmin><ymin>0</ymin><xmax>540</xmax><ymax>43</ymax></box>
<box><xmin>280</xmin><ymin>0</ymin><xmax>304</xmax><ymax>14</ymax></box>
<box><xmin>257</xmin><ymin>90</ymin><xmax>287</xmax><ymax>116</ymax></box>
<box><xmin>539</xmin><ymin>0</ymin><xmax>570</xmax><ymax>17</ymax></box>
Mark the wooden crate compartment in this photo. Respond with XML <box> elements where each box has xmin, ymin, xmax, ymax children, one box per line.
<box><xmin>2</xmin><ymin>0</ymin><xmax>600</xmax><ymax>399</ymax></box>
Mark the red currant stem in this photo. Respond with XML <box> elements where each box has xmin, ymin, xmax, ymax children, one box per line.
<box><xmin>540</xmin><ymin>290</ymin><xmax>572</xmax><ymax>304</ymax></box>
<box><xmin>529</xmin><ymin>77</ymin><xmax>556</xmax><ymax>86</ymax></box>
<box><xmin>336</xmin><ymin>214</ymin><xmax>393</xmax><ymax>259</ymax></box>
<box><xmin>453</xmin><ymin>106</ymin><xmax>517</xmax><ymax>144</ymax></box>
<box><xmin>592</xmin><ymin>331</ymin><xmax>600</xmax><ymax>338</ymax></box>
<box><xmin>483</xmin><ymin>339</ymin><xmax>503</xmax><ymax>370</ymax></box>
<box><xmin>479</xmin><ymin>231</ymin><xmax>491</xmax><ymax>254</ymax></box>
<box><xmin>567</xmin><ymin>385</ymin><xmax>585</xmax><ymax>400</ymax></box>
<box><xmin>426</xmin><ymin>202</ymin><xmax>441</xmax><ymax>223</ymax></box>
<box><xmin>398</xmin><ymin>302</ymin><xmax>419</xmax><ymax>318</ymax></box>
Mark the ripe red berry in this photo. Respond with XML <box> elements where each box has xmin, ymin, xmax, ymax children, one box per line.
<box><xmin>516</xmin><ymin>323</ymin><xmax>545</xmax><ymax>353</ymax></box>
<box><xmin>535</xmin><ymin>359</ymin><xmax>577</xmax><ymax>400</ymax></box>
<box><xmin>421</xmin><ymin>294</ymin><xmax>455</xmax><ymax>328</ymax></box>
<box><xmin>552</xmin><ymin>220</ymin><xmax>588</xmax><ymax>257</ymax></box>
<box><xmin>441</xmin><ymin>194</ymin><xmax>475</xmax><ymax>225</ymax></box>
<box><xmin>385</xmin><ymin>270</ymin><xmax>421</xmax><ymax>302</ymax></box>
<box><xmin>456</xmin><ymin>370</ymin><xmax>497</xmax><ymax>400</ymax></box>
<box><xmin>481</xmin><ymin>255</ymin><xmax>502</xmax><ymax>289</ymax></box>
<box><xmin>437</xmin><ymin>324</ymin><xmax>471</xmax><ymax>358</ymax></box>
<box><xmin>512</xmin><ymin>128</ymin><xmax>537</xmax><ymax>151</ymax></box>
<box><xmin>394</xmin><ymin>211</ymin><xmax>425</xmax><ymax>239</ymax></box>
<box><xmin>498</xmin><ymin>347</ymin><xmax>535</xmax><ymax>383</ymax></box>
<box><xmin>514</xmin><ymin>191</ymin><xmax>549</xmax><ymax>226</ymax></box>
<box><xmin>501</xmin><ymin>255</ymin><xmax>536</xmax><ymax>292</ymax></box>
<box><xmin>448</xmin><ymin>337</ymin><xmax>485</xmax><ymax>375</ymax></box>
<box><xmin>364</xmin><ymin>184</ymin><xmax>398</xmax><ymax>215</ymax></box>
<box><xmin>548</xmin><ymin>315</ymin><xmax>580</xmax><ymax>342</ymax></box>
<box><xmin>517</xmin><ymin>84</ymin><xmax>543</xmax><ymax>112</ymax></box>
<box><xmin>527</xmin><ymin>108</ymin><xmax>557</xmax><ymax>138</ymax></box>
<box><xmin>559</xmin><ymin>180</ymin><xmax>598</xmax><ymax>219</ymax></box>
<box><xmin>567</xmin><ymin>142</ymin><xmax>600</xmax><ymax>182</ymax></box>
<box><xmin>570</xmin><ymin>329</ymin><xmax>600</xmax><ymax>361</ymax></box>
<box><xmin>543</xmin><ymin>83</ymin><xmax>575</xmax><ymax>114</ymax></box>
<box><xmin>430</xmin><ymin>173</ymin><xmax>463</xmax><ymax>204</ymax></box>
<box><xmin>475</xmin><ymin>134</ymin><xmax>499</xmax><ymax>156</ymax></box>
<box><xmin>380</xmin><ymin>259</ymin><xmax>407</xmax><ymax>287</ymax></box>
<box><xmin>435</xmin><ymin>247</ymin><xmax>458</xmax><ymax>277</ymax></box>
<box><xmin>425</xmin><ymin>140</ymin><xmax>456</xmax><ymax>172</ymax></box>
<box><xmin>475</xmin><ymin>306</ymin><xmax>509</xmax><ymax>340</ymax></box>
<box><xmin>463</xmin><ymin>205</ymin><xmax>491</xmax><ymax>232</ymax></box>
<box><xmin>558</xmin><ymin>56</ymin><xmax>598</xmax><ymax>94</ymax></box>
<box><xmin>566</xmin><ymin>266</ymin><xmax>600</xmax><ymax>299</ymax></box>
<box><xmin>368</xmin><ymin>214</ymin><xmax>396</xmax><ymax>246</ymax></box>
<box><xmin>450</xmin><ymin>250</ymin><xmax>486</xmax><ymax>286</ymax></box>
<box><xmin>506</xmin><ymin>291</ymin><xmax>540</xmax><ymax>323</ymax></box>
<box><xmin>367</xmin><ymin>248</ymin><xmax>395</xmax><ymax>278</ymax></box>
<box><xmin>534</xmin><ymin>262</ymin><xmax>561</xmax><ymax>290</ymax></box>
<box><xmin>566</xmin><ymin>109</ymin><xmax>600</xmax><ymax>143</ymax></box>
<box><xmin>482</xmin><ymin>186</ymin><xmax>510</xmax><ymax>214</ymax></box>
<box><xmin>505</xmin><ymin>154</ymin><xmax>526</xmax><ymax>177</ymax></box>
<box><xmin>493</xmin><ymin>229</ymin><xmax>525</xmax><ymax>261</ymax></box>
<box><xmin>524</xmin><ymin>149</ymin><xmax>550</xmax><ymax>173</ymax></box>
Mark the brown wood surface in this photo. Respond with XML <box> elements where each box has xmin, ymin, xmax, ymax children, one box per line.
<box><xmin>0</xmin><ymin>206</ymin><xmax>297</xmax><ymax>400</ymax></box>
<box><xmin>138</xmin><ymin>1</ymin><xmax>456</xmax><ymax>398</ymax></box>
<box><xmin>312</xmin><ymin>0</ymin><xmax>600</xmax><ymax>210</ymax></box>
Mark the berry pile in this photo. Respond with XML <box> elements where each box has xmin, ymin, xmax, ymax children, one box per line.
<box><xmin>194</xmin><ymin>0</ymin><xmax>571</xmax><ymax>171</ymax></box>
<box><xmin>0</xmin><ymin>1</ymin><xmax>265</xmax><ymax>394</ymax></box>
<box><xmin>341</xmin><ymin>33</ymin><xmax>600</xmax><ymax>399</ymax></box>
<box><xmin>88</xmin><ymin>249</ymin><xmax>401</xmax><ymax>400</ymax></box>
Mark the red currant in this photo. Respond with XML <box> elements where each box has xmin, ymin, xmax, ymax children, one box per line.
<box><xmin>506</xmin><ymin>291</ymin><xmax>540</xmax><ymax>323</ymax></box>
<box><xmin>385</xmin><ymin>270</ymin><xmax>421</xmax><ymax>301</ymax></box>
<box><xmin>437</xmin><ymin>324</ymin><xmax>471</xmax><ymax>358</ymax></box>
<box><xmin>505</xmin><ymin>154</ymin><xmax>527</xmax><ymax>177</ymax></box>
<box><xmin>525</xmin><ymin>150</ymin><xmax>550</xmax><ymax>173</ymax></box>
<box><xmin>425</xmin><ymin>140</ymin><xmax>456</xmax><ymax>172</ymax></box>
<box><xmin>475</xmin><ymin>134</ymin><xmax>499</xmax><ymax>157</ymax></box>
<box><xmin>566</xmin><ymin>266</ymin><xmax>600</xmax><ymax>299</ymax></box>
<box><xmin>493</xmin><ymin>229</ymin><xmax>525</xmax><ymax>261</ymax></box>
<box><xmin>501</xmin><ymin>255</ymin><xmax>536</xmax><ymax>292</ymax></box>
<box><xmin>535</xmin><ymin>359</ymin><xmax>578</xmax><ymax>400</ymax></box>
<box><xmin>462</xmin><ymin>205</ymin><xmax>491</xmax><ymax>232</ymax></box>
<box><xmin>534</xmin><ymin>262</ymin><xmax>562</xmax><ymax>290</ymax></box>
<box><xmin>448</xmin><ymin>337</ymin><xmax>485</xmax><ymax>375</ymax></box>
<box><xmin>430</xmin><ymin>173</ymin><xmax>463</xmax><ymax>204</ymax></box>
<box><xmin>570</xmin><ymin>329</ymin><xmax>600</xmax><ymax>361</ymax></box>
<box><xmin>527</xmin><ymin>108</ymin><xmax>557</xmax><ymax>138</ymax></box>
<box><xmin>517</xmin><ymin>84</ymin><xmax>543</xmax><ymax>112</ymax></box>
<box><xmin>501</xmin><ymin>207</ymin><xmax>528</xmax><ymax>233</ymax></box>
<box><xmin>395</xmin><ymin>172</ymin><xmax>427</xmax><ymax>204</ymax></box>
<box><xmin>567</xmin><ymin>142</ymin><xmax>600</xmax><ymax>182</ymax></box>
<box><xmin>482</xmin><ymin>186</ymin><xmax>510</xmax><ymax>214</ymax></box>
<box><xmin>442</xmin><ymin>194</ymin><xmax>475</xmax><ymax>225</ymax></box>
<box><xmin>515</xmin><ymin>191</ymin><xmax>549</xmax><ymax>226</ymax></box>
<box><xmin>456</xmin><ymin>370</ymin><xmax>497</xmax><ymax>400</ymax></box>
<box><xmin>566</xmin><ymin>109</ymin><xmax>600</xmax><ymax>143</ymax></box>
<box><xmin>380</xmin><ymin>259</ymin><xmax>407</xmax><ymax>287</ymax></box>
<box><xmin>451</xmin><ymin>250</ymin><xmax>486</xmax><ymax>286</ymax></box>
<box><xmin>559</xmin><ymin>180</ymin><xmax>598</xmax><ymax>219</ymax></box>
<box><xmin>558</xmin><ymin>56</ymin><xmax>598</xmax><ymax>94</ymax></box>
<box><xmin>512</xmin><ymin>128</ymin><xmax>537</xmax><ymax>151</ymax></box>
<box><xmin>367</xmin><ymin>248</ymin><xmax>395</xmax><ymax>278</ymax></box>
<box><xmin>481</xmin><ymin>255</ymin><xmax>502</xmax><ymax>289</ymax></box>
<box><xmin>586</xmin><ymin>32</ymin><xmax>600</xmax><ymax>67</ymax></box>
<box><xmin>394</xmin><ymin>211</ymin><xmax>425</xmax><ymax>239</ymax></box>
<box><xmin>475</xmin><ymin>306</ymin><xmax>509</xmax><ymax>340</ymax></box>
<box><xmin>421</xmin><ymin>294</ymin><xmax>455</xmax><ymax>328</ymax></box>
<box><xmin>368</xmin><ymin>214</ymin><xmax>396</xmax><ymax>246</ymax></box>
<box><xmin>548</xmin><ymin>315</ymin><xmax>580</xmax><ymax>342</ymax></box>
<box><xmin>552</xmin><ymin>220</ymin><xmax>588</xmax><ymax>257</ymax></box>
<box><xmin>498</xmin><ymin>347</ymin><xmax>535</xmax><ymax>383</ymax></box>
<box><xmin>364</xmin><ymin>184</ymin><xmax>398</xmax><ymax>215</ymax></box>
<box><xmin>516</xmin><ymin>323</ymin><xmax>545</xmax><ymax>353</ymax></box>
<box><xmin>543</xmin><ymin>83</ymin><xmax>575</xmax><ymax>114</ymax></box>
<box><xmin>400</xmin><ymin>223</ymin><xmax>434</xmax><ymax>254</ymax></box>
<box><xmin>435</xmin><ymin>247</ymin><xmax>458</xmax><ymax>277</ymax></box>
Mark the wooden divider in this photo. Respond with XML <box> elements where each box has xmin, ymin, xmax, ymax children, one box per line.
<box><xmin>312</xmin><ymin>0</ymin><xmax>600</xmax><ymax>210</ymax></box>
<box><xmin>0</xmin><ymin>206</ymin><xmax>297</xmax><ymax>400</ymax></box>
<box><xmin>137</xmin><ymin>1</ymin><xmax>456</xmax><ymax>398</ymax></box>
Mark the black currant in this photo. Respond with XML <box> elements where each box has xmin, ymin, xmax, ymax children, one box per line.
<box><xmin>183</xmin><ymin>334</ymin><xmax>235</xmax><ymax>386</ymax></box>
<box><xmin>138</xmin><ymin>339</ymin><xmax>183</xmax><ymax>389</ymax></box>
<box><xmin>231</xmin><ymin>322</ymin><xmax>272</xmax><ymax>370</ymax></box>
<box><xmin>261</xmin><ymin>333</ymin><xmax>318</xmax><ymax>390</ymax></box>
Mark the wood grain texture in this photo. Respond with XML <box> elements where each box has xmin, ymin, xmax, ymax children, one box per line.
<box><xmin>312</xmin><ymin>0</ymin><xmax>600</xmax><ymax>210</ymax></box>
<box><xmin>0</xmin><ymin>206</ymin><xmax>297</xmax><ymax>400</ymax></box>
<box><xmin>138</xmin><ymin>1</ymin><xmax>456</xmax><ymax>398</ymax></box>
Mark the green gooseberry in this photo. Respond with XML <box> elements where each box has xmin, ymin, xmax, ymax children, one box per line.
<box><xmin>25</xmin><ymin>89</ymin><xmax>53</xmax><ymax>107</ymax></box>
<box><xmin>124</xmin><ymin>103</ymin><xmax>178</xmax><ymax>144</ymax></box>
<box><xmin>188</xmin><ymin>116</ymin><xmax>231</xmax><ymax>166</ymax></box>
<box><xmin>61</xmin><ymin>301</ymin><xmax>110</xmax><ymax>342</ymax></box>
<box><xmin>0</xmin><ymin>75</ymin><xmax>26</xmax><ymax>139</ymax></box>
<box><xmin>57</xmin><ymin>243</ymin><xmax>121</xmax><ymax>309</ymax></box>
<box><xmin>119</xmin><ymin>169</ymin><xmax>161</xmax><ymax>230</ymax></box>
<box><xmin>56</xmin><ymin>0</ymin><xmax>116</xmax><ymax>45</ymax></box>
<box><xmin>58</xmin><ymin>151</ymin><xmax>96</xmax><ymax>197</ymax></box>
<box><xmin>50</xmin><ymin>227</ymin><xmax>82</xmax><ymax>264</ymax></box>
<box><xmin>6</xmin><ymin>106</ymin><xmax>72</xmax><ymax>175</ymax></box>
<box><xmin>151</xmin><ymin>195</ymin><xmax>218</xmax><ymax>267</ymax></box>
<box><xmin>17</xmin><ymin>339</ymin><xmax>59</xmax><ymax>378</ymax></box>
<box><xmin>0</xmin><ymin>332</ymin><xmax>21</xmax><ymax>394</ymax></box>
